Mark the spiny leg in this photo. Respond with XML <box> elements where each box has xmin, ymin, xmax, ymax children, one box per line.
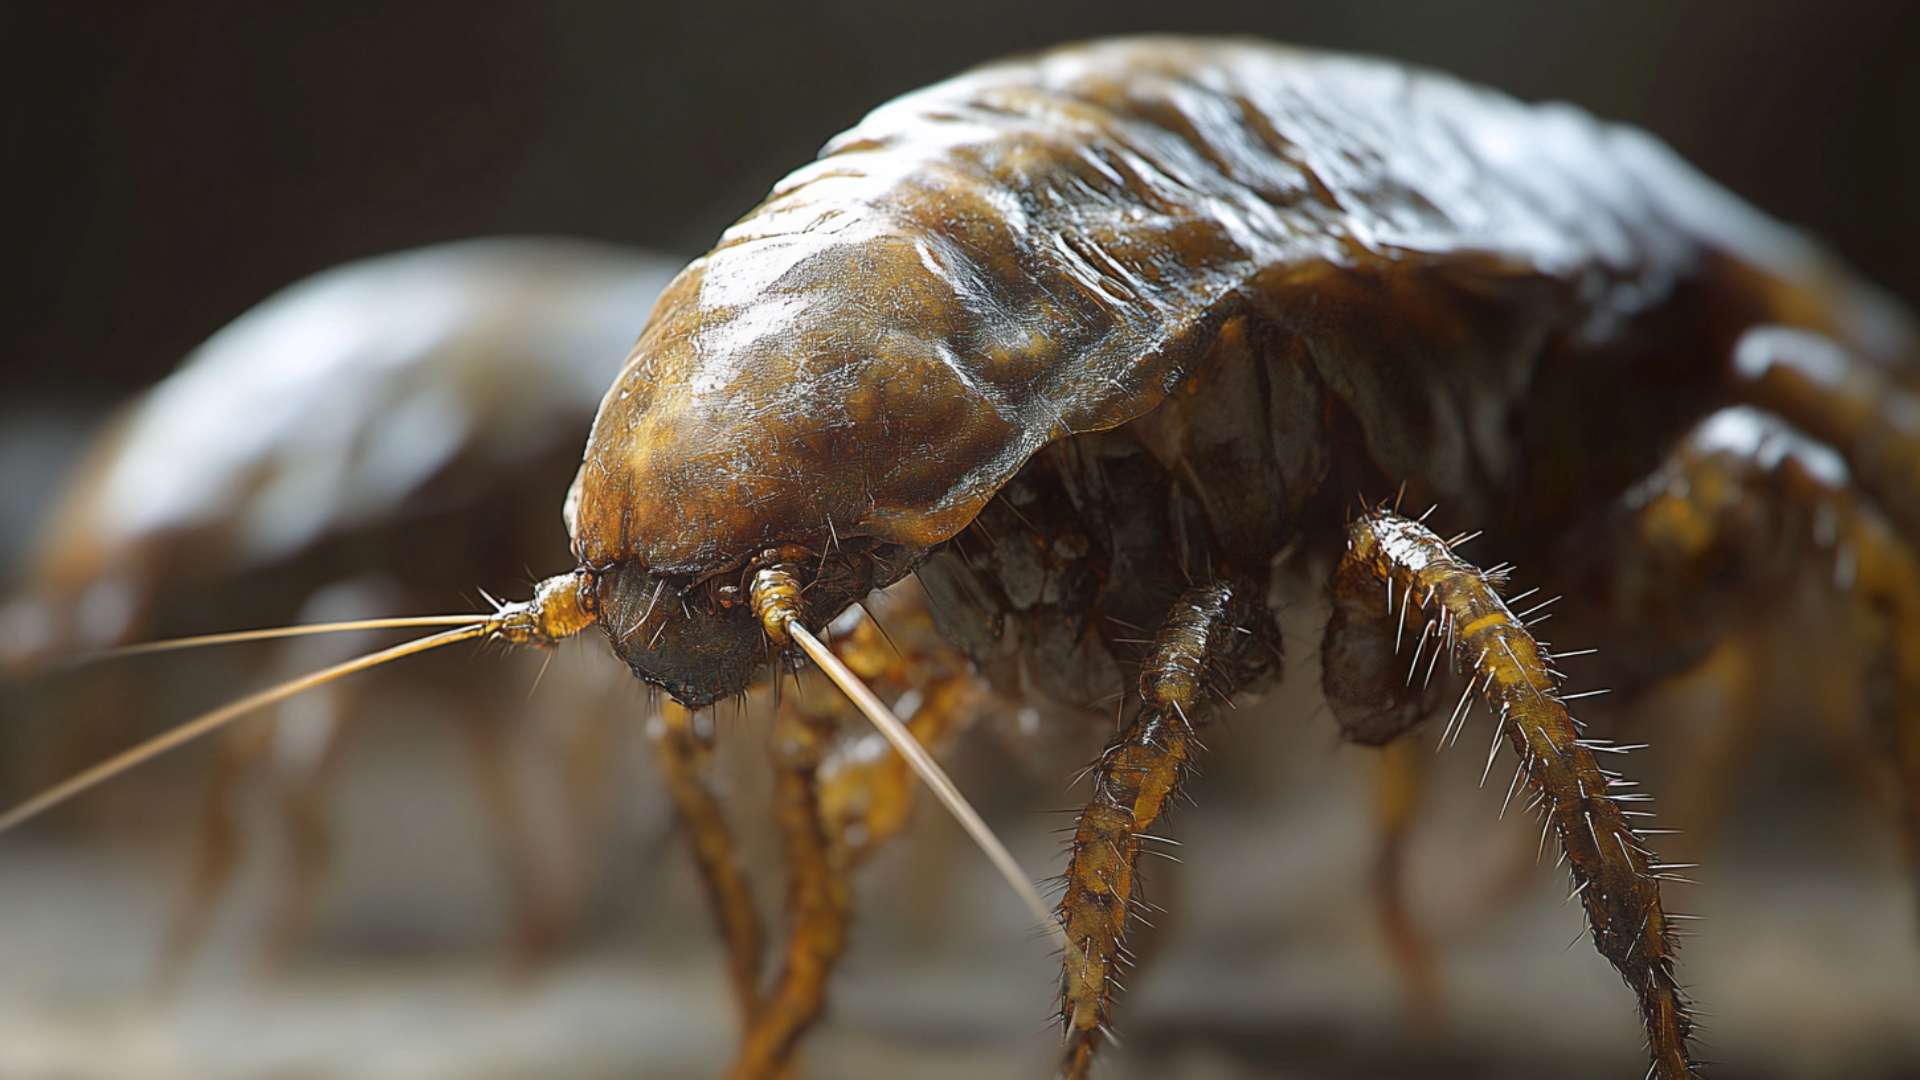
<box><xmin>1056</xmin><ymin>581</ymin><xmax>1279</xmax><ymax>1079</ymax></box>
<box><xmin>729</xmin><ymin>701</ymin><xmax>847</xmax><ymax>1080</ymax></box>
<box><xmin>649</xmin><ymin>699</ymin><xmax>765</xmax><ymax>1026</ymax></box>
<box><xmin>1341</xmin><ymin>510</ymin><xmax>1697</xmax><ymax>1079</ymax></box>
<box><xmin>1401</xmin><ymin>402</ymin><xmax>1920</xmax><ymax>960</ymax></box>
<box><xmin>1322</xmin><ymin>534</ymin><xmax>1458</xmax><ymax>1020</ymax></box>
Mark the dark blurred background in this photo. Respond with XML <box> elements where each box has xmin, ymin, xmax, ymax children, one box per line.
<box><xmin>7</xmin><ymin>0</ymin><xmax>1919</xmax><ymax>402</ymax></box>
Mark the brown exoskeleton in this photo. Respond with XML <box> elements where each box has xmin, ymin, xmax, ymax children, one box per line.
<box><xmin>9</xmin><ymin>37</ymin><xmax>1919</xmax><ymax>1079</ymax></box>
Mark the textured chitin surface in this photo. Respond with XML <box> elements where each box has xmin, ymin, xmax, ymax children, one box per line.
<box><xmin>570</xmin><ymin>35</ymin><xmax>1838</xmax><ymax>575</ymax></box>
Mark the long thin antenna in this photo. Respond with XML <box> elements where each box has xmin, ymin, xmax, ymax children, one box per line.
<box><xmin>786</xmin><ymin>618</ymin><xmax>1068</xmax><ymax>951</ymax></box>
<box><xmin>82</xmin><ymin>615</ymin><xmax>493</xmax><ymax>661</ymax></box>
<box><xmin>0</xmin><ymin>624</ymin><xmax>486</xmax><ymax>834</ymax></box>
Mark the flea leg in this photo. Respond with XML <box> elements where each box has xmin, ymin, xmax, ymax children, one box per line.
<box><xmin>1833</xmin><ymin>507</ymin><xmax>1920</xmax><ymax>920</ymax></box>
<box><xmin>729</xmin><ymin>706</ymin><xmax>845</xmax><ymax>1080</ymax></box>
<box><xmin>1323</xmin><ymin>523</ymin><xmax>1456</xmax><ymax>1021</ymax></box>
<box><xmin>258</xmin><ymin>724</ymin><xmax>345</xmax><ymax>975</ymax></box>
<box><xmin>254</xmin><ymin>682</ymin><xmax>354</xmax><ymax>975</ymax></box>
<box><xmin>1571</xmin><ymin>406</ymin><xmax>1920</xmax><ymax>893</ymax></box>
<box><xmin>1735</xmin><ymin>325</ymin><xmax>1920</xmax><ymax>543</ymax></box>
<box><xmin>454</xmin><ymin>706</ymin><xmax>569</xmax><ymax>970</ymax></box>
<box><xmin>1340</xmin><ymin>510</ymin><xmax>1697</xmax><ymax>1079</ymax></box>
<box><xmin>734</xmin><ymin>591</ymin><xmax>988</xmax><ymax>1077</ymax></box>
<box><xmin>818</xmin><ymin>669</ymin><xmax>987</xmax><ymax>868</ymax></box>
<box><xmin>155</xmin><ymin>721</ymin><xmax>271</xmax><ymax>990</ymax></box>
<box><xmin>650</xmin><ymin>699</ymin><xmax>765</xmax><ymax>1026</ymax></box>
<box><xmin>1056</xmin><ymin>581</ymin><xmax>1279</xmax><ymax>1078</ymax></box>
<box><xmin>1370</xmin><ymin>737</ymin><xmax>1444</xmax><ymax>1023</ymax></box>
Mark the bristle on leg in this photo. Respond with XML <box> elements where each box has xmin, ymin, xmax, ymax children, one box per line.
<box><xmin>1340</xmin><ymin>510</ymin><xmax>1696</xmax><ymax>1079</ymax></box>
<box><xmin>1056</xmin><ymin>582</ymin><xmax>1278</xmax><ymax>1077</ymax></box>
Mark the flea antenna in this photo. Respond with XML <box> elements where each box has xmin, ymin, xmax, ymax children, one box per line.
<box><xmin>81</xmin><ymin>615</ymin><xmax>494</xmax><ymax>662</ymax></box>
<box><xmin>0</xmin><ymin>624</ymin><xmax>488</xmax><ymax>835</ymax></box>
<box><xmin>784</xmin><ymin>615</ymin><xmax>1067</xmax><ymax>951</ymax></box>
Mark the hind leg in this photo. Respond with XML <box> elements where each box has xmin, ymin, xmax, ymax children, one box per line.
<box><xmin>1366</xmin><ymin>400</ymin><xmax>1920</xmax><ymax>1028</ymax></box>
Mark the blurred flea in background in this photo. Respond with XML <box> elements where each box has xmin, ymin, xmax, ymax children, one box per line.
<box><xmin>3</xmin><ymin>237</ymin><xmax>684</xmax><ymax>979</ymax></box>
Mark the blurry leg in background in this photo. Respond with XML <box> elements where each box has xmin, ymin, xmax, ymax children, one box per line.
<box><xmin>730</xmin><ymin>707</ymin><xmax>844</xmax><ymax>1080</ymax></box>
<box><xmin>650</xmin><ymin>699</ymin><xmax>766</xmax><ymax>1027</ymax></box>
<box><xmin>1369</xmin><ymin>737</ymin><xmax>1443</xmax><ymax>1025</ymax></box>
<box><xmin>156</xmin><ymin>718</ymin><xmax>271</xmax><ymax>991</ymax></box>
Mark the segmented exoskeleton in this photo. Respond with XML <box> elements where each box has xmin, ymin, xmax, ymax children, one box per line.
<box><xmin>11</xmin><ymin>36</ymin><xmax>1919</xmax><ymax>1078</ymax></box>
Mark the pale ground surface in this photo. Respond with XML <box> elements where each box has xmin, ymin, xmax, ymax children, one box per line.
<box><xmin>3</xmin><ymin>623</ymin><xmax>1918</xmax><ymax>1080</ymax></box>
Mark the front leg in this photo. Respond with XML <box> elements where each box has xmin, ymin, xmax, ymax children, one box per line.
<box><xmin>729</xmin><ymin>705</ymin><xmax>845</xmax><ymax>1080</ymax></box>
<box><xmin>650</xmin><ymin>700</ymin><xmax>765</xmax><ymax>1027</ymax></box>
<box><xmin>1055</xmin><ymin>580</ymin><xmax>1280</xmax><ymax>1078</ymax></box>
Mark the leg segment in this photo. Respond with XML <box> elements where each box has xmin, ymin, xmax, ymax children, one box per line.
<box><xmin>454</xmin><ymin>707</ymin><xmax>566</xmax><ymax>968</ymax></box>
<box><xmin>816</xmin><ymin>672</ymin><xmax>981</xmax><ymax>866</ymax></box>
<box><xmin>721</xmin><ymin>619</ymin><xmax>1003</xmax><ymax>1075</ymax></box>
<box><xmin>1369</xmin><ymin>737</ymin><xmax>1444</xmax><ymax>1021</ymax></box>
<box><xmin>258</xmin><ymin>722</ymin><xmax>347</xmax><ymax>975</ymax></box>
<box><xmin>1056</xmin><ymin>581</ymin><xmax>1279</xmax><ymax>1078</ymax></box>
<box><xmin>1340</xmin><ymin>510</ymin><xmax>1697</xmax><ymax>1078</ymax></box>
<box><xmin>731</xmin><ymin>587</ymin><xmax>989</xmax><ymax>1077</ymax></box>
<box><xmin>1569</xmin><ymin>407</ymin><xmax>1920</xmax><ymax>900</ymax></box>
<box><xmin>157</xmin><ymin>721</ymin><xmax>269</xmax><ymax>989</ymax></box>
<box><xmin>1324</xmin><ymin>528</ymin><xmax>1460</xmax><ymax>1020</ymax></box>
<box><xmin>1736</xmin><ymin>326</ymin><xmax>1920</xmax><ymax>544</ymax></box>
<box><xmin>814</xmin><ymin>594</ymin><xmax>989</xmax><ymax>867</ymax></box>
<box><xmin>729</xmin><ymin>708</ymin><xmax>846</xmax><ymax>1080</ymax></box>
<box><xmin>649</xmin><ymin>699</ymin><xmax>765</xmax><ymax>1025</ymax></box>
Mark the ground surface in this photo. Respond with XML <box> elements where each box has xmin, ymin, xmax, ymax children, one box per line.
<box><xmin>3</xmin><ymin>635</ymin><xmax>1917</xmax><ymax>1079</ymax></box>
